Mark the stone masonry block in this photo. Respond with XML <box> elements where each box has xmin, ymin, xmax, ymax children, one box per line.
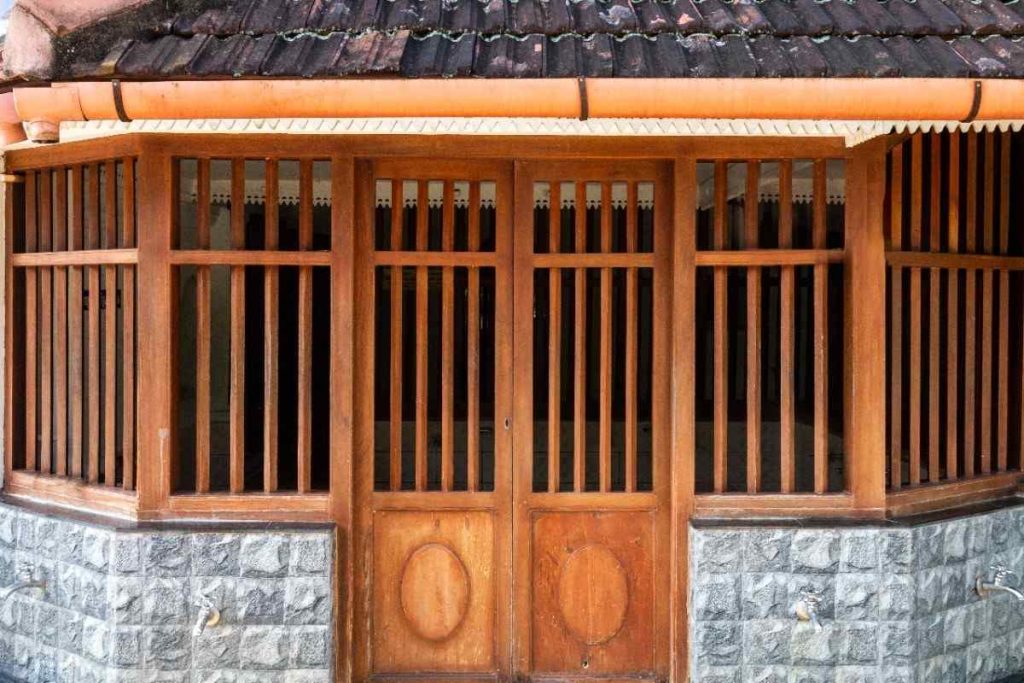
<box><xmin>839</xmin><ymin>622</ymin><xmax>877</xmax><ymax>665</ymax></box>
<box><xmin>111</xmin><ymin>535</ymin><xmax>142</xmax><ymax>575</ymax></box>
<box><xmin>284</xmin><ymin>579</ymin><xmax>331</xmax><ymax>626</ymax></box>
<box><xmin>194</xmin><ymin>625</ymin><xmax>242</xmax><ymax>670</ymax></box>
<box><xmin>838</xmin><ymin>531</ymin><xmax>879</xmax><ymax>573</ymax></box>
<box><xmin>145</xmin><ymin>534</ymin><xmax>192</xmax><ymax>577</ymax></box>
<box><xmin>142</xmin><ymin>578</ymin><xmax>189</xmax><ymax>626</ymax></box>
<box><xmin>834</xmin><ymin>574</ymin><xmax>877</xmax><ymax>621</ymax></box>
<box><xmin>694</xmin><ymin>621</ymin><xmax>741</xmax><ymax>666</ymax></box>
<box><xmin>240</xmin><ymin>627</ymin><xmax>290</xmax><ymax>670</ymax></box>
<box><xmin>240</xmin><ymin>535</ymin><xmax>290</xmax><ymax>578</ymax></box>
<box><xmin>790</xmin><ymin>623</ymin><xmax>839</xmax><ymax>666</ymax></box>
<box><xmin>110</xmin><ymin>626</ymin><xmax>142</xmax><ymax>668</ymax></box>
<box><xmin>742</xmin><ymin>573</ymin><xmax>789</xmax><ymax>620</ymax></box>
<box><xmin>744</xmin><ymin>530</ymin><xmax>793</xmax><ymax>573</ymax></box>
<box><xmin>879</xmin><ymin>574</ymin><xmax>915</xmax><ymax>621</ymax></box>
<box><xmin>289</xmin><ymin>535</ymin><xmax>331</xmax><ymax>576</ymax></box>
<box><xmin>193</xmin><ymin>534</ymin><xmax>241</xmax><ymax>577</ymax></box>
<box><xmin>880</xmin><ymin>621</ymin><xmax>915</xmax><ymax>665</ymax></box>
<box><xmin>289</xmin><ymin>626</ymin><xmax>330</xmax><ymax>668</ymax></box>
<box><xmin>693</xmin><ymin>574</ymin><xmax>741</xmax><ymax>621</ymax></box>
<box><xmin>693</xmin><ymin>530</ymin><xmax>744</xmax><ymax>574</ymax></box>
<box><xmin>913</xmin><ymin>525</ymin><xmax>945</xmax><ymax>570</ymax></box>
<box><xmin>791</xmin><ymin>530</ymin><xmax>839</xmax><ymax>574</ymax></box>
<box><xmin>144</xmin><ymin>627</ymin><xmax>191</xmax><ymax>671</ymax></box>
<box><xmin>237</xmin><ymin>579</ymin><xmax>284</xmax><ymax>625</ymax></box>
<box><xmin>743</xmin><ymin>620</ymin><xmax>792</xmax><ymax>665</ymax></box>
<box><xmin>881</xmin><ymin>530</ymin><xmax>914</xmax><ymax>574</ymax></box>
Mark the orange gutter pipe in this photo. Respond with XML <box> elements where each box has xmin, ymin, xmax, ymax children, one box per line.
<box><xmin>10</xmin><ymin>78</ymin><xmax>1024</xmax><ymax>130</ymax></box>
<box><xmin>0</xmin><ymin>93</ymin><xmax>26</xmax><ymax>146</ymax></box>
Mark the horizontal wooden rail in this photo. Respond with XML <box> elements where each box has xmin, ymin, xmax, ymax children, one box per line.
<box><xmin>694</xmin><ymin>493</ymin><xmax>863</xmax><ymax>518</ymax></box>
<box><xmin>169</xmin><ymin>250</ymin><xmax>332</xmax><ymax>266</ymax></box>
<box><xmin>887</xmin><ymin>251</ymin><xmax>1024</xmax><ymax>271</ymax></box>
<box><xmin>4</xmin><ymin>471</ymin><xmax>138</xmax><ymax>517</ymax></box>
<box><xmin>886</xmin><ymin>472</ymin><xmax>1021</xmax><ymax>517</ymax></box>
<box><xmin>11</xmin><ymin>248</ymin><xmax>138</xmax><ymax>267</ymax></box>
<box><xmin>165</xmin><ymin>492</ymin><xmax>331</xmax><ymax>521</ymax></box>
<box><xmin>373</xmin><ymin>250</ymin><xmax>498</xmax><ymax>268</ymax></box>
<box><xmin>531</xmin><ymin>252</ymin><xmax>655</xmax><ymax>268</ymax></box>
<box><xmin>695</xmin><ymin>248</ymin><xmax>845</xmax><ymax>267</ymax></box>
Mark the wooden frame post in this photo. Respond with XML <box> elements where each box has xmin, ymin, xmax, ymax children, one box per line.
<box><xmin>845</xmin><ymin>138</ymin><xmax>888</xmax><ymax>515</ymax></box>
<box><xmin>135</xmin><ymin>142</ymin><xmax>174</xmax><ymax>514</ymax></box>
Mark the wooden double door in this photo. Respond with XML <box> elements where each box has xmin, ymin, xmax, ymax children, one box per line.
<box><xmin>353</xmin><ymin>159</ymin><xmax>673</xmax><ymax>681</ymax></box>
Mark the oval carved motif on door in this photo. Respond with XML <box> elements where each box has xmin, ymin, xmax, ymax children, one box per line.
<box><xmin>557</xmin><ymin>544</ymin><xmax>630</xmax><ymax>646</ymax></box>
<box><xmin>399</xmin><ymin>542</ymin><xmax>471</xmax><ymax>642</ymax></box>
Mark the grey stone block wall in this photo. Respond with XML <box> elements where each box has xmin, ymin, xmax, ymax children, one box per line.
<box><xmin>0</xmin><ymin>501</ymin><xmax>334</xmax><ymax>682</ymax></box>
<box><xmin>691</xmin><ymin>501</ymin><xmax>1024</xmax><ymax>683</ymax></box>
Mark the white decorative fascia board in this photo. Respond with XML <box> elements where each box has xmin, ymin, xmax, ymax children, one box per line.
<box><xmin>26</xmin><ymin>117</ymin><xmax>1024</xmax><ymax>149</ymax></box>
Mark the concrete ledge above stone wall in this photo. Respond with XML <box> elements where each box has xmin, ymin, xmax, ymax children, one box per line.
<box><xmin>0</xmin><ymin>498</ymin><xmax>335</xmax><ymax>682</ymax></box>
<box><xmin>690</xmin><ymin>498</ymin><xmax>1024</xmax><ymax>683</ymax></box>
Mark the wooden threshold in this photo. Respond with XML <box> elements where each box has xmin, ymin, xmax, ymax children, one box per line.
<box><xmin>693</xmin><ymin>492</ymin><xmax>874</xmax><ymax>519</ymax></box>
<box><xmin>162</xmin><ymin>492</ymin><xmax>331</xmax><ymax>521</ymax></box>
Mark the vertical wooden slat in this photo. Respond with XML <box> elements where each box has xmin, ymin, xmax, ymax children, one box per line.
<box><xmin>946</xmin><ymin>135</ymin><xmax>959</xmax><ymax>482</ymax></box>
<box><xmin>4</xmin><ymin>178</ymin><xmax>17</xmax><ymax>482</ymax></box>
<box><xmin>389</xmin><ymin>179</ymin><xmax>403</xmax><ymax>491</ymax></box>
<box><xmin>86</xmin><ymin>165</ymin><xmax>100</xmax><ymax>483</ymax></box>
<box><xmin>297</xmin><ymin>159</ymin><xmax>314</xmax><ymax>492</ymax></box>
<box><xmin>547</xmin><ymin>182</ymin><xmax>561</xmax><ymax>493</ymax></box>
<box><xmin>41</xmin><ymin>172</ymin><xmax>56</xmax><ymax>475</ymax></box>
<box><xmin>467</xmin><ymin>181</ymin><xmax>481</xmax><ymax>492</ymax></box>
<box><xmin>746</xmin><ymin>162</ymin><xmax>761</xmax><ymax>493</ymax></box>
<box><xmin>928</xmin><ymin>135</ymin><xmax>940</xmax><ymax>482</ymax></box>
<box><xmin>49</xmin><ymin>168</ymin><xmax>62</xmax><ymax>479</ymax></box>
<box><xmin>890</xmin><ymin>144</ymin><xmax>903</xmax><ymax>488</ymax></box>
<box><xmin>908</xmin><ymin>138</ymin><xmax>922</xmax><ymax>486</ymax></box>
<box><xmin>997</xmin><ymin>132</ymin><xmax>1010</xmax><ymax>472</ymax></box>
<box><xmin>414</xmin><ymin>181</ymin><xmax>428</xmax><ymax>491</ymax></box>
<box><xmin>230</xmin><ymin>159</ymin><xmax>247</xmax><ymax>492</ymax></box>
<box><xmin>779</xmin><ymin>161</ymin><xmax>795</xmax><ymax>492</ymax></box>
<box><xmin>104</xmin><ymin>160</ymin><xmax>118</xmax><ymax>485</ymax></box>
<box><xmin>712</xmin><ymin>162</ymin><xmax>728</xmax><ymax>492</ymax></box>
<box><xmin>261</xmin><ymin>159</ymin><xmax>279</xmax><ymax>495</ymax></box>
<box><xmin>121</xmin><ymin>158</ymin><xmax>136</xmax><ymax>489</ymax></box>
<box><xmin>68</xmin><ymin>167</ymin><xmax>83</xmax><ymax>480</ymax></box>
<box><xmin>441</xmin><ymin>180</ymin><xmax>455</xmax><ymax>491</ymax></box>
<box><xmin>625</xmin><ymin>181</ymin><xmax>638</xmax><ymax>493</ymax></box>
<box><xmin>599</xmin><ymin>181</ymin><xmax>612</xmax><ymax>492</ymax></box>
<box><xmin>573</xmin><ymin>181</ymin><xmax>587</xmax><ymax>492</ymax></box>
<box><xmin>812</xmin><ymin>159</ymin><xmax>829</xmax><ymax>493</ymax></box>
<box><xmin>980</xmin><ymin>133</ymin><xmax>994</xmax><ymax>474</ymax></box>
<box><xmin>24</xmin><ymin>173</ymin><xmax>37</xmax><ymax>472</ymax></box>
<box><xmin>195</xmin><ymin>158</ymin><xmax>211</xmax><ymax>493</ymax></box>
<box><xmin>964</xmin><ymin>131</ymin><xmax>977</xmax><ymax>478</ymax></box>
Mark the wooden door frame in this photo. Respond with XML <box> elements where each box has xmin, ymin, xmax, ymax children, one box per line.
<box><xmin>351</xmin><ymin>158</ymin><xmax>515</xmax><ymax>681</ymax></box>
<box><xmin>510</xmin><ymin>159</ymin><xmax>676</xmax><ymax>680</ymax></box>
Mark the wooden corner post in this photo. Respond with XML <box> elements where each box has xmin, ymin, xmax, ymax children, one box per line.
<box><xmin>135</xmin><ymin>142</ymin><xmax>174</xmax><ymax>515</ymax></box>
<box><xmin>845</xmin><ymin>138</ymin><xmax>888</xmax><ymax>515</ymax></box>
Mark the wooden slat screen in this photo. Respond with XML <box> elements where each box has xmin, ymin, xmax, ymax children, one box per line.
<box><xmin>886</xmin><ymin>131</ymin><xmax>1023</xmax><ymax>489</ymax></box>
<box><xmin>694</xmin><ymin>159</ymin><xmax>846</xmax><ymax>494</ymax></box>
<box><xmin>10</xmin><ymin>161</ymin><xmax>138</xmax><ymax>489</ymax></box>
<box><xmin>530</xmin><ymin>181</ymin><xmax>656</xmax><ymax>493</ymax></box>
<box><xmin>173</xmin><ymin>158</ymin><xmax>332</xmax><ymax>493</ymax></box>
<box><xmin>372</xmin><ymin>178</ymin><xmax>499</xmax><ymax>492</ymax></box>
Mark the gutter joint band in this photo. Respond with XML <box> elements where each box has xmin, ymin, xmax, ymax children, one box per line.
<box><xmin>112</xmin><ymin>80</ymin><xmax>132</xmax><ymax>123</ymax></box>
<box><xmin>961</xmin><ymin>81</ymin><xmax>983</xmax><ymax>124</ymax></box>
<box><xmin>578</xmin><ymin>77</ymin><xmax>589</xmax><ymax>121</ymax></box>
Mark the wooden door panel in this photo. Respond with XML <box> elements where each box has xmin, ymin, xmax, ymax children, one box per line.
<box><xmin>530</xmin><ymin>510</ymin><xmax>656</xmax><ymax>675</ymax></box>
<box><xmin>372</xmin><ymin>510</ymin><xmax>497</xmax><ymax>672</ymax></box>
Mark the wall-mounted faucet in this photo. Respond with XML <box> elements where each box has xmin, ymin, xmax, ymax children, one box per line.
<box><xmin>976</xmin><ymin>565</ymin><xmax>1024</xmax><ymax>602</ymax></box>
<box><xmin>792</xmin><ymin>590</ymin><xmax>824</xmax><ymax>632</ymax></box>
<box><xmin>0</xmin><ymin>560</ymin><xmax>46</xmax><ymax>602</ymax></box>
<box><xmin>192</xmin><ymin>592</ymin><xmax>221</xmax><ymax>637</ymax></box>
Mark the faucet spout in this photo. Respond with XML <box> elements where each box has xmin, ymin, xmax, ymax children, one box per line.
<box><xmin>976</xmin><ymin>567</ymin><xmax>1024</xmax><ymax>602</ymax></box>
<box><xmin>0</xmin><ymin>580</ymin><xmax>46</xmax><ymax>602</ymax></box>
